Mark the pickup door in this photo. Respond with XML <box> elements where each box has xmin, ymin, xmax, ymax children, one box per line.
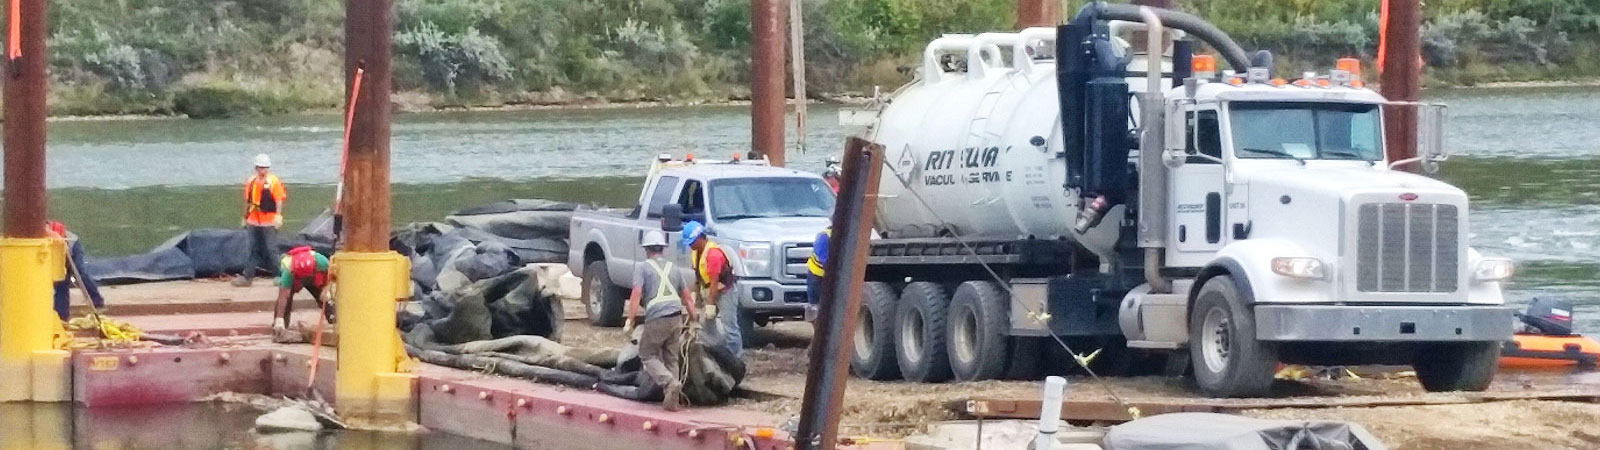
<box><xmin>605</xmin><ymin>174</ymin><xmax>685</xmax><ymax>286</ymax></box>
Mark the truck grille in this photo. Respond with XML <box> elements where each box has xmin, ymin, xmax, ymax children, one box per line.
<box><xmin>1356</xmin><ymin>203</ymin><xmax>1459</xmax><ymax>293</ymax></box>
<box><xmin>781</xmin><ymin>244</ymin><xmax>813</xmax><ymax>282</ymax></box>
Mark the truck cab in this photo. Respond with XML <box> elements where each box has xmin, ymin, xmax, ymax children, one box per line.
<box><xmin>568</xmin><ymin>159</ymin><xmax>833</xmax><ymax>345</ymax></box>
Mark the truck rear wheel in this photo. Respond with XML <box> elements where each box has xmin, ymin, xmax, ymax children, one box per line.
<box><xmin>895</xmin><ymin>282</ymin><xmax>952</xmax><ymax>382</ymax></box>
<box><xmin>1189</xmin><ymin>275</ymin><xmax>1277</xmax><ymax>397</ymax></box>
<box><xmin>582</xmin><ymin>261</ymin><xmax>626</xmax><ymax>327</ymax></box>
<box><xmin>947</xmin><ymin>281</ymin><xmax>1010</xmax><ymax>381</ymax></box>
<box><xmin>1414</xmin><ymin>342</ymin><xmax>1499</xmax><ymax>392</ymax></box>
<box><xmin>850</xmin><ymin>282</ymin><xmax>900</xmax><ymax>380</ymax></box>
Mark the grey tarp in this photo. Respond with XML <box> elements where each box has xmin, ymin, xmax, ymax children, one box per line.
<box><xmin>1102</xmin><ymin>413</ymin><xmax>1388</xmax><ymax>450</ymax></box>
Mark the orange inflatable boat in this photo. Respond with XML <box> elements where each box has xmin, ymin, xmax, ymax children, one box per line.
<box><xmin>1500</xmin><ymin>333</ymin><xmax>1600</xmax><ymax>369</ymax></box>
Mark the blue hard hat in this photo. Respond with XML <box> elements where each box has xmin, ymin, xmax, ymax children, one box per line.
<box><xmin>681</xmin><ymin>220</ymin><xmax>706</xmax><ymax>249</ymax></box>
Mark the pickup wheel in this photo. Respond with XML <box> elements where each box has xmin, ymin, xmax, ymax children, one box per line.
<box><xmin>947</xmin><ymin>281</ymin><xmax>1010</xmax><ymax>381</ymax></box>
<box><xmin>582</xmin><ymin>261</ymin><xmax>626</xmax><ymax>327</ymax></box>
<box><xmin>895</xmin><ymin>282</ymin><xmax>953</xmax><ymax>383</ymax></box>
<box><xmin>1189</xmin><ymin>275</ymin><xmax>1277</xmax><ymax>397</ymax></box>
<box><xmin>1414</xmin><ymin>342</ymin><xmax>1499</xmax><ymax>392</ymax></box>
<box><xmin>850</xmin><ymin>282</ymin><xmax>900</xmax><ymax>380</ymax></box>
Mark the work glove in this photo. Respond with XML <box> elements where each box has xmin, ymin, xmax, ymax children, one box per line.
<box><xmin>240</xmin><ymin>218</ymin><xmax>248</xmax><ymax>227</ymax></box>
<box><xmin>271</xmin><ymin>215</ymin><xmax>284</xmax><ymax>228</ymax></box>
<box><xmin>703</xmin><ymin>305</ymin><xmax>718</xmax><ymax>322</ymax></box>
<box><xmin>623</xmin><ymin>316</ymin><xmax>636</xmax><ymax>335</ymax></box>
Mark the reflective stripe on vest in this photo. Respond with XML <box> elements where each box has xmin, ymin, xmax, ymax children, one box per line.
<box><xmin>644</xmin><ymin>259</ymin><xmax>681</xmax><ymax>309</ymax></box>
<box><xmin>807</xmin><ymin>228</ymin><xmax>830</xmax><ymax>277</ymax></box>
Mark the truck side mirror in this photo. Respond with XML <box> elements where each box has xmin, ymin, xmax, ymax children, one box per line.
<box><xmin>1163</xmin><ymin>100</ymin><xmax>1188</xmax><ymax>168</ymax></box>
<box><xmin>661</xmin><ymin>204</ymin><xmax>684</xmax><ymax>233</ymax></box>
<box><xmin>1418</xmin><ymin>104</ymin><xmax>1448</xmax><ymax>174</ymax></box>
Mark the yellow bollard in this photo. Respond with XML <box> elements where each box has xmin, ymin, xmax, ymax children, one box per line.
<box><xmin>0</xmin><ymin>238</ymin><xmax>69</xmax><ymax>402</ymax></box>
<box><xmin>333</xmin><ymin>251</ymin><xmax>415</xmax><ymax>427</ymax></box>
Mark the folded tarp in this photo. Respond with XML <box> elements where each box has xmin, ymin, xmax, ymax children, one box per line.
<box><xmin>1102</xmin><ymin>412</ymin><xmax>1388</xmax><ymax>450</ymax></box>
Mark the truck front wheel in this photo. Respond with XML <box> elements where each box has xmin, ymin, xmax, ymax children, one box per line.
<box><xmin>1414</xmin><ymin>342</ymin><xmax>1499</xmax><ymax>392</ymax></box>
<box><xmin>896</xmin><ymin>282</ymin><xmax>953</xmax><ymax>382</ymax></box>
<box><xmin>582</xmin><ymin>261</ymin><xmax>626</xmax><ymax>327</ymax></box>
<box><xmin>947</xmin><ymin>281</ymin><xmax>1010</xmax><ymax>381</ymax></box>
<box><xmin>850</xmin><ymin>282</ymin><xmax>900</xmax><ymax>380</ymax></box>
<box><xmin>1189</xmin><ymin>275</ymin><xmax>1277</xmax><ymax>397</ymax></box>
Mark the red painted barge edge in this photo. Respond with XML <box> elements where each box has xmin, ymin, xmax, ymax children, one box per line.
<box><xmin>71</xmin><ymin>345</ymin><xmax>803</xmax><ymax>450</ymax></box>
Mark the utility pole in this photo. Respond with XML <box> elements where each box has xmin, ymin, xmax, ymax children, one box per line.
<box><xmin>336</xmin><ymin>0</ymin><xmax>415</xmax><ymax>428</ymax></box>
<box><xmin>1</xmin><ymin>0</ymin><xmax>71</xmax><ymax>403</ymax></box>
<box><xmin>794</xmin><ymin>137</ymin><xmax>884</xmax><ymax>449</ymax></box>
<box><xmin>750</xmin><ymin>0</ymin><xmax>787</xmax><ymax>166</ymax></box>
<box><xmin>1380</xmin><ymin>0</ymin><xmax>1422</xmax><ymax>166</ymax></box>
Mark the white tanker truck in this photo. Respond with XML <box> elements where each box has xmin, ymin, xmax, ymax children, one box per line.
<box><xmin>845</xmin><ymin>4</ymin><xmax>1515</xmax><ymax>397</ymax></box>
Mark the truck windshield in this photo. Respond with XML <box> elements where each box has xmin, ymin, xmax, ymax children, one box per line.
<box><xmin>710</xmin><ymin>177</ymin><xmax>834</xmax><ymax>221</ymax></box>
<box><xmin>1229</xmin><ymin>102</ymin><xmax>1383</xmax><ymax>161</ymax></box>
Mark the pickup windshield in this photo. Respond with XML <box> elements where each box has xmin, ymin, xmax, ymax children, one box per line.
<box><xmin>710</xmin><ymin>177</ymin><xmax>834</xmax><ymax>221</ymax></box>
<box><xmin>1230</xmin><ymin>101</ymin><xmax>1383</xmax><ymax>161</ymax></box>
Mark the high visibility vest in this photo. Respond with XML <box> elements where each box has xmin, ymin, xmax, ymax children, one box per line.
<box><xmin>245</xmin><ymin>173</ymin><xmax>285</xmax><ymax>225</ymax></box>
<box><xmin>644</xmin><ymin>259</ymin><xmax>682</xmax><ymax>309</ymax></box>
<box><xmin>807</xmin><ymin>228</ymin><xmax>830</xmax><ymax>277</ymax></box>
<box><xmin>691</xmin><ymin>241</ymin><xmax>725</xmax><ymax>289</ymax></box>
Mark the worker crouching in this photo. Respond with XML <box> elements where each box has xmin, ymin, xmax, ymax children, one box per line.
<box><xmin>625</xmin><ymin>231</ymin><xmax>699</xmax><ymax>411</ymax></box>
<box><xmin>273</xmin><ymin>246</ymin><xmax>332</xmax><ymax>341</ymax></box>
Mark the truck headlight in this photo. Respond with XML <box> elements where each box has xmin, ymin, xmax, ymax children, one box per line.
<box><xmin>736</xmin><ymin>242</ymin><xmax>771</xmax><ymax>277</ymax></box>
<box><xmin>1271</xmin><ymin>257</ymin><xmax>1326</xmax><ymax>279</ymax></box>
<box><xmin>1474</xmin><ymin>258</ymin><xmax>1514</xmax><ymax>281</ymax></box>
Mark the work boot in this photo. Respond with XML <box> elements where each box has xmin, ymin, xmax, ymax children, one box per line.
<box><xmin>231</xmin><ymin>276</ymin><xmax>252</xmax><ymax>287</ymax></box>
<box><xmin>663</xmin><ymin>382</ymin><xmax>683</xmax><ymax>412</ymax></box>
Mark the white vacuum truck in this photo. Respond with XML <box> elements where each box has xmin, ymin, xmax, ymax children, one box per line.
<box><xmin>846</xmin><ymin>4</ymin><xmax>1515</xmax><ymax>397</ymax></box>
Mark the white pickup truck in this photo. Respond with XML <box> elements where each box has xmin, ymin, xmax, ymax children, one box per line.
<box><xmin>567</xmin><ymin>160</ymin><xmax>834</xmax><ymax>346</ymax></box>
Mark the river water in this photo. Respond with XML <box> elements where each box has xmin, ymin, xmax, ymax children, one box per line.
<box><xmin>12</xmin><ymin>87</ymin><xmax>1600</xmax><ymax>330</ymax></box>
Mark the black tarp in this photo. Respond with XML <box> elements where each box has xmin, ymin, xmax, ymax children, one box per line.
<box><xmin>83</xmin><ymin>199</ymin><xmax>577</xmax><ymax>287</ymax></box>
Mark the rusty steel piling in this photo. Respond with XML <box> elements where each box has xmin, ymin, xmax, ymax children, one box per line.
<box><xmin>1015</xmin><ymin>0</ymin><xmax>1060</xmax><ymax>28</ymax></box>
<box><xmin>343</xmin><ymin>0</ymin><xmax>394</xmax><ymax>251</ymax></box>
<box><xmin>3</xmin><ymin>0</ymin><xmax>48</xmax><ymax>237</ymax></box>
<box><xmin>1381</xmin><ymin>0</ymin><xmax>1422</xmax><ymax>167</ymax></box>
<box><xmin>750</xmin><ymin>0</ymin><xmax>787</xmax><ymax>166</ymax></box>
<box><xmin>795</xmin><ymin>137</ymin><xmax>884</xmax><ymax>449</ymax></box>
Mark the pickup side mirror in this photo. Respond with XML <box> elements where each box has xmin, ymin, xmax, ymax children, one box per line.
<box><xmin>661</xmin><ymin>204</ymin><xmax>685</xmax><ymax>233</ymax></box>
<box><xmin>1418</xmin><ymin>104</ymin><xmax>1448</xmax><ymax>174</ymax></box>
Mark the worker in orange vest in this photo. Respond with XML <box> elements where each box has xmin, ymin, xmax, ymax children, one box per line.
<box><xmin>234</xmin><ymin>153</ymin><xmax>288</xmax><ymax>287</ymax></box>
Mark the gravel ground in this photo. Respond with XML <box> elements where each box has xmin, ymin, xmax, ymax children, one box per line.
<box><xmin>553</xmin><ymin>300</ymin><xmax>1600</xmax><ymax>449</ymax></box>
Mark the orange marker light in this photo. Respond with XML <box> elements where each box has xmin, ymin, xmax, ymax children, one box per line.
<box><xmin>1336</xmin><ymin>58</ymin><xmax>1361</xmax><ymax>76</ymax></box>
<box><xmin>1270</xmin><ymin>78</ymin><xmax>1287</xmax><ymax>86</ymax></box>
<box><xmin>1350</xmin><ymin>80</ymin><xmax>1366</xmax><ymax>88</ymax></box>
<box><xmin>1292</xmin><ymin>79</ymin><xmax>1311</xmax><ymax>87</ymax></box>
<box><xmin>1191</xmin><ymin>54</ymin><xmax>1217</xmax><ymax>79</ymax></box>
<box><xmin>1227</xmin><ymin>77</ymin><xmax>1245</xmax><ymax>86</ymax></box>
<box><xmin>1316</xmin><ymin>78</ymin><xmax>1332</xmax><ymax>87</ymax></box>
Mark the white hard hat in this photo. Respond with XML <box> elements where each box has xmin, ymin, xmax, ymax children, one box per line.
<box><xmin>641</xmin><ymin>231</ymin><xmax>668</xmax><ymax>248</ymax></box>
<box><xmin>254</xmin><ymin>153</ymin><xmax>272</xmax><ymax>168</ymax></box>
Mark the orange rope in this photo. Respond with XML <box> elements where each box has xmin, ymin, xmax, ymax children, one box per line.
<box><xmin>333</xmin><ymin>67</ymin><xmax>364</xmax><ymax>216</ymax></box>
<box><xmin>1376</xmin><ymin>0</ymin><xmax>1389</xmax><ymax>73</ymax></box>
<box><xmin>8</xmin><ymin>0</ymin><xmax>21</xmax><ymax>60</ymax></box>
<box><xmin>306</xmin><ymin>282</ymin><xmax>334</xmax><ymax>393</ymax></box>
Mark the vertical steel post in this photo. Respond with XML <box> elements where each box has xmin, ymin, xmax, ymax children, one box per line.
<box><xmin>1</xmin><ymin>0</ymin><xmax>70</xmax><ymax>403</ymax></box>
<box><xmin>1016</xmin><ymin>0</ymin><xmax>1061</xmax><ymax>28</ymax></box>
<box><xmin>795</xmin><ymin>137</ymin><xmax>884</xmax><ymax>449</ymax></box>
<box><xmin>1381</xmin><ymin>0</ymin><xmax>1421</xmax><ymax>167</ymax></box>
<box><xmin>788</xmin><ymin>0</ymin><xmax>807</xmax><ymax>155</ymax></box>
<box><xmin>750</xmin><ymin>0</ymin><xmax>787</xmax><ymax>166</ymax></box>
<box><xmin>337</xmin><ymin>0</ymin><xmax>415</xmax><ymax>427</ymax></box>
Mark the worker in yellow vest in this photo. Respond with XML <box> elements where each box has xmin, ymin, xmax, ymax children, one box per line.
<box><xmin>623</xmin><ymin>231</ymin><xmax>697</xmax><ymax>411</ymax></box>
<box><xmin>805</xmin><ymin>226</ymin><xmax>830</xmax><ymax>322</ymax></box>
<box><xmin>683</xmin><ymin>220</ymin><xmax>742</xmax><ymax>357</ymax></box>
